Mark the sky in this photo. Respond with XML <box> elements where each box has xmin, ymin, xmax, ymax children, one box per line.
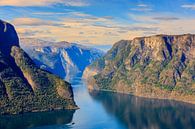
<box><xmin>1</xmin><ymin>0</ymin><xmax>195</xmax><ymax>45</ymax></box>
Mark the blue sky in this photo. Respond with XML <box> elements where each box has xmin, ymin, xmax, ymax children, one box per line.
<box><xmin>0</xmin><ymin>0</ymin><xmax>195</xmax><ymax>45</ymax></box>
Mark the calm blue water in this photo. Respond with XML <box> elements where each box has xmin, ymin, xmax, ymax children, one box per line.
<box><xmin>1</xmin><ymin>77</ymin><xmax>195</xmax><ymax>129</ymax></box>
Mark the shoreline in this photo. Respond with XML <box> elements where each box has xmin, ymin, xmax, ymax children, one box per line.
<box><xmin>0</xmin><ymin>106</ymin><xmax>79</xmax><ymax>116</ymax></box>
<box><xmin>87</xmin><ymin>87</ymin><xmax>195</xmax><ymax>105</ymax></box>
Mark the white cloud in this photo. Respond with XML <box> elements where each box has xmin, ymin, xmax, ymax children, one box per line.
<box><xmin>63</xmin><ymin>0</ymin><xmax>89</xmax><ymax>7</ymax></box>
<box><xmin>137</xmin><ymin>4</ymin><xmax>149</xmax><ymax>7</ymax></box>
<box><xmin>0</xmin><ymin>0</ymin><xmax>89</xmax><ymax>7</ymax></box>
<box><xmin>181</xmin><ymin>4</ymin><xmax>195</xmax><ymax>10</ymax></box>
<box><xmin>32</xmin><ymin>12</ymin><xmax>67</xmax><ymax>15</ymax></box>
<box><xmin>131</xmin><ymin>4</ymin><xmax>152</xmax><ymax>12</ymax></box>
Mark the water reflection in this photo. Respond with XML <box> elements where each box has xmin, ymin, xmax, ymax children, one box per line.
<box><xmin>89</xmin><ymin>91</ymin><xmax>195</xmax><ymax>129</ymax></box>
<box><xmin>1</xmin><ymin>78</ymin><xmax>195</xmax><ymax>129</ymax></box>
<box><xmin>0</xmin><ymin>110</ymin><xmax>75</xmax><ymax>129</ymax></box>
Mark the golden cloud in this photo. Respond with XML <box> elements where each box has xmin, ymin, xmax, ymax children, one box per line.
<box><xmin>13</xmin><ymin>12</ymin><xmax>195</xmax><ymax>45</ymax></box>
<box><xmin>0</xmin><ymin>0</ymin><xmax>89</xmax><ymax>7</ymax></box>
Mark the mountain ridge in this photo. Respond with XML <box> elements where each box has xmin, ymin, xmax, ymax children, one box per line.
<box><xmin>0</xmin><ymin>20</ymin><xmax>77</xmax><ymax>115</ymax></box>
<box><xmin>21</xmin><ymin>38</ymin><xmax>104</xmax><ymax>81</ymax></box>
<box><xmin>84</xmin><ymin>34</ymin><xmax>195</xmax><ymax>104</ymax></box>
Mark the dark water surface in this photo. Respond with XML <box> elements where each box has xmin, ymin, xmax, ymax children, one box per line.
<box><xmin>1</xmin><ymin>77</ymin><xmax>195</xmax><ymax>129</ymax></box>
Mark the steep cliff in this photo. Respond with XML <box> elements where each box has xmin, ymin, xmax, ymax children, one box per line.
<box><xmin>84</xmin><ymin>34</ymin><xmax>195</xmax><ymax>104</ymax></box>
<box><xmin>0</xmin><ymin>20</ymin><xmax>77</xmax><ymax>115</ymax></box>
<box><xmin>20</xmin><ymin>38</ymin><xmax>104</xmax><ymax>82</ymax></box>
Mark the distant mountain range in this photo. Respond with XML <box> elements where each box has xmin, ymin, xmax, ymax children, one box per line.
<box><xmin>20</xmin><ymin>38</ymin><xmax>104</xmax><ymax>82</ymax></box>
<box><xmin>84</xmin><ymin>34</ymin><xmax>195</xmax><ymax>104</ymax></box>
<box><xmin>0</xmin><ymin>20</ymin><xmax>77</xmax><ymax>115</ymax></box>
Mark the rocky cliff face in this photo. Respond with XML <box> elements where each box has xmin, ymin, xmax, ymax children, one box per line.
<box><xmin>20</xmin><ymin>38</ymin><xmax>104</xmax><ymax>82</ymax></box>
<box><xmin>0</xmin><ymin>20</ymin><xmax>77</xmax><ymax>115</ymax></box>
<box><xmin>84</xmin><ymin>34</ymin><xmax>195</xmax><ymax>104</ymax></box>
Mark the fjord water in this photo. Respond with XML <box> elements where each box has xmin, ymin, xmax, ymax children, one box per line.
<box><xmin>1</xmin><ymin>77</ymin><xmax>195</xmax><ymax>129</ymax></box>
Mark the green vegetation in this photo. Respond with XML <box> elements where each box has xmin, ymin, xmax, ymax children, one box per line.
<box><xmin>0</xmin><ymin>47</ymin><xmax>77</xmax><ymax>115</ymax></box>
<box><xmin>87</xmin><ymin>34</ymin><xmax>195</xmax><ymax>101</ymax></box>
<box><xmin>0</xmin><ymin>20</ymin><xmax>77</xmax><ymax>115</ymax></box>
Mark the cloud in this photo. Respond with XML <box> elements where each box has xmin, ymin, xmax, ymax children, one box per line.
<box><xmin>12</xmin><ymin>10</ymin><xmax>195</xmax><ymax>45</ymax></box>
<box><xmin>102</xmin><ymin>16</ymin><xmax>114</xmax><ymax>20</ymax></box>
<box><xmin>143</xmin><ymin>32</ymin><xmax>157</xmax><ymax>35</ymax></box>
<box><xmin>127</xmin><ymin>27</ymin><xmax>159</xmax><ymax>31</ymax></box>
<box><xmin>104</xmin><ymin>32</ymin><xmax>119</xmax><ymax>36</ymax></box>
<box><xmin>18</xmin><ymin>29</ymin><xmax>51</xmax><ymax>37</ymax></box>
<box><xmin>131</xmin><ymin>4</ymin><xmax>153</xmax><ymax>12</ymax></box>
<box><xmin>152</xmin><ymin>16</ymin><xmax>180</xmax><ymax>21</ymax></box>
<box><xmin>63</xmin><ymin>0</ymin><xmax>90</xmax><ymax>6</ymax></box>
<box><xmin>129</xmin><ymin>14</ymin><xmax>180</xmax><ymax>23</ymax></box>
<box><xmin>0</xmin><ymin>0</ymin><xmax>90</xmax><ymax>7</ymax></box>
<box><xmin>137</xmin><ymin>4</ymin><xmax>149</xmax><ymax>7</ymax></box>
<box><xmin>92</xmin><ymin>24</ymin><xmax>116</xmax><ymax>28</ymax></box>
<box><xmin>117</xmin><ymin>30</ymin><xmax>128</xmax><ymax>33</ymax></box>
<box><xmin>68</xmin><ymin>12</ymin><xmax>91</xmax><ymax>17</ymax></box>
<box><xmin>13</xmin><ymin>15</ymin><xmax>128</xmax><ymax>45</ymax></box>
<box><xmin>79</xmin><ymin>32</ymin><xmax>84</xmax><ymax>34</ymax></box>
<box><xmin>32</xmin><ymin>12</ymin><xmax>67</xmax><ymax>15</ymax></box>
<box><xmin>181</xmin><ymin>4</ymin><xmax>195</xmax><ymax>10</ymax></box>
<box><xmin>12</xmin><ymin>18</ymin><xmax>65</xmax><ymax>27</ymax></box>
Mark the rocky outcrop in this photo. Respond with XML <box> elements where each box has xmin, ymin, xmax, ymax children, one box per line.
<box><xmin>84</xmin><ymin>34</ymin><xmax>195</xmax><ymax>104</ymax></box>
<box><xmin>83</xmin><ymin>67</ymin><xmax>100</xmax><ymax>81</ymax></box>
<box><xmin>83</xmin><ymin>67</ymin><xmax>100</xmax><ymax>90</ymax></box>
<box><xmin>0</xmin><ymin>20</ymin><xmax>77</xmax><ymax>115</ymax></box>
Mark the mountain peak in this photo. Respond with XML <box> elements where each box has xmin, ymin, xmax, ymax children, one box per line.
<box><xmin>84</xmin><ymin>33</ymin><xmax>195</xmax><ymax>104</ymax></box>
<box><xmin>0</xmin><ymin>20</ymin><xmax>77</xmax><ymax>114</ymax></box>
<box><xmin>0</xmin><ymin>20</ymin><xmax>19</xmax><ymax>55</ymax></box>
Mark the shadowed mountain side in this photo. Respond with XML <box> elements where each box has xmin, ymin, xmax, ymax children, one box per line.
<box><xmin>0</xmin><ymin>20</ymin><xmax>77</xmax><ymax>115</ymax></box>
<box><xmin>0</xmin><ymin>110</ymin><xmax>75</xmax><ymax>129</ymax></box>
<box><xmin>0</xmin><ymin>20</ymin><xmax>19</xmax><ymax>55</ymax></box>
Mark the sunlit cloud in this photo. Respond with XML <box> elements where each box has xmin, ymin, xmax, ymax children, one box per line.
<box><xmin>12</xmin><ymin>10</ymin><xmax>195</xmax><ymax>45</ymax></box>
<box><xmin>12</xmin><ymin>18</ymin><xmax>66</xmax><ymax>27</ymax></box>
<box><xmin>0</xmin><ymin>0</ymin><xmax>90</xmax><ymax>7</ymax></box>
<box><xmin>13</xmin><ymin>14</ymin><xmax>130</xmax><ymax>45</ymax></box>
<box><xmin>2</xmin><ymin>0</ymin><xmax>195</xmax><ymax>45</ymax></box>
<box><xmin>18</xmin><ymin>29</ymin><xmax>51</xmax><ymax>37</ymax></box>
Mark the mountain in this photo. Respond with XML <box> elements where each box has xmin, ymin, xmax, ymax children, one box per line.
<box><xmin>0</xmin><ymin>20</ymin><xmax>77</xmax><ymax>115</ymax></box>
<box><xmin>83</xmin><ymin>34</ymin><xmax>195</xmax><ymax>104</ymax></box>
<box><xmin>20</xmin><ymin>38</ymin><xmax>104</xmax><ymax>81</ymax></box>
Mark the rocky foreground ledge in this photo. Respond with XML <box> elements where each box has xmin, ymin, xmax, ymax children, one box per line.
<box><xmin>0</xmin><ymin>20</ymin><xmax>77</xmax><ymax>115</ymax></box>
<box><xmin>83</xmin><ymin>34</ymin><xmax>195</xmax><ymax>104</ymax></box>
